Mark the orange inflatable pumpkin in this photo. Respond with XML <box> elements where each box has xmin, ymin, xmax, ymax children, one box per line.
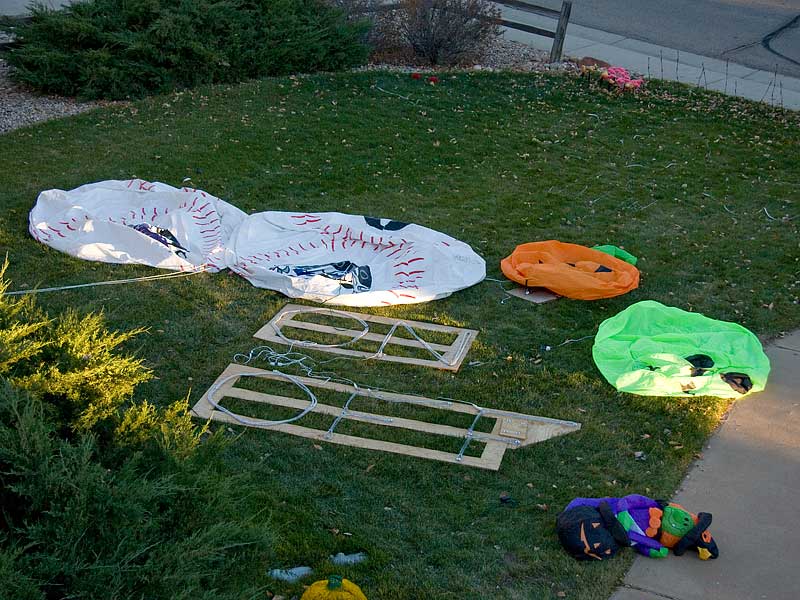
<box><xmin>500</xmin><ymin>240</ymin><xmax>640</xmax><ymax>300</ymax></box>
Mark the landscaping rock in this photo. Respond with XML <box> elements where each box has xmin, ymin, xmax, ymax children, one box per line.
<box><xmin>0</xmin><ymin>58</ymin><xmax>102</xmax><ymax>134</ymax></box>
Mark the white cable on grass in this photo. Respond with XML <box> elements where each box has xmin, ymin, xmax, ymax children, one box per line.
<box><xmin>274</xmin><ymin>307</ymin><xmax>371</xmax><ymax>348</ymax></box>
<box><xmin>205</xmin><ymin>369</ymin><xmax>318</xmax><ymax>428</ymax></box>
<box><xmin>272</xmin><ymin>307</ymin><xmax>455</xmax><ymax>366</ymax></box>
<box><xmin>4</xmin><ymin>265</ymin><xmax>207</xmax><ymax>296</ymax></box>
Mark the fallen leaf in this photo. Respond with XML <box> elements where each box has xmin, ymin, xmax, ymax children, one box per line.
<box><xmin>313</xmin><ymin>444</ymin><xmax>323</xmax><ymax>450</ymax></box>
<box><xmin>365</xmin><ymin>463</ymin><xmax>375</xmax><ymax>473</ymax></box>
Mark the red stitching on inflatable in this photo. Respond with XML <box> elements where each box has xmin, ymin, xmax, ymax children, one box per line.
<box><xmin>48</xmin><ymin>226</ymin><xmax>65</xmax><ymax>238</ymax></box>
<box><xmin>200</xmin><ymin>227</ymin><xmax>220</xmax><ymax>233</ymax></box>
<box><xmin>195</xmin><ymin>202</ymin><xmax>211</xmax><ymax>213</ymax></box>
<box><xmin>127</xmin><ymin>180</ymin><xmax>134</xmax><ymax>188</ymax></box>
<box><xmin>65</xmin><ymin>224</ymin><xmax>76</xmax><ymax>231</ymax></box>
<box><xmin>393</xmin><ymin>257</ymin><xmax>424</xmax><ymax>267</ymax></box>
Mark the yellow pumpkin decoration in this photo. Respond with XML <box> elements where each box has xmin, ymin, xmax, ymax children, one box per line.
<box><xmin>300</xmin><ymin>575</ymin><xmax>368</xmax><ymax>600</ymax></box>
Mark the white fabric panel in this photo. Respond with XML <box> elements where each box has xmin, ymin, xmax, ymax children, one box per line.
<box><xmin>29</xmin><ymin>179</ymin><xmax>247</xmax><ymax>272</ymax></box>
<box><xmin>223</xmin><ymin>211</ymin><xmax>486</xmax><ymax>306</ymax></box>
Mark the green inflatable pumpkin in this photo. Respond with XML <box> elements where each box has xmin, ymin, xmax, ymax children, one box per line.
<box><xmin>592</xmin><ymin>301</ymin><xmax>770</xmax><ymax>398</ymax></box>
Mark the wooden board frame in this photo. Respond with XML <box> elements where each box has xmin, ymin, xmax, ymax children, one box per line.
<box><xmin>253</xmin><ymin>304</ymin><xmax>478</xmax><ymax>371</ymax></box>
<box><xmin>506</xmin><ymin>286</ymin><xmax>560</xmax><ymax>304</ymax></box>
<box><xmin>192</xmin><ymin>364</ymin><xmax>581</xmax><ymax>471</ymax></box>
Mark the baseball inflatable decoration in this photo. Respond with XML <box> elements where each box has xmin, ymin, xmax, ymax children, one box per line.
<box><xmin>223</xmin><ymin>211</ymin><xmax>486</xmax><ymax>306</ymax></box>
<box><xmin>29</xmin><ymin>179</ymin><xmax>246</xmax><ymax>273</ymax></box>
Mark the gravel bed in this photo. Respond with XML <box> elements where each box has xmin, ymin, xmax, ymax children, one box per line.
<box><xmin>354</xmin><ymin>36</ymin><xmax>578</xmax><ymax>74</ymax></box>
<box><xmin>0</xmin><ymin>57</ymin><xmax>102</xmax><ymax>135</ymax></box>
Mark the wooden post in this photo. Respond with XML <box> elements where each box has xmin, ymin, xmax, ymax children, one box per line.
<box><xmin>549</xmin><ymin>1</ymin><xmax>572</xmax><ymax>63</ymax></box>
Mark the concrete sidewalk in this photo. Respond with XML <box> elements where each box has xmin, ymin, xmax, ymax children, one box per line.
<box><xmin>610</xmin><ymin>332</ymin><xmax>800</xmax><ymax>600</ymax></box>
<box><xmin>497</xmin><ymin>4</ymin><xmax>800</xmax><ymax>110</ymax></box>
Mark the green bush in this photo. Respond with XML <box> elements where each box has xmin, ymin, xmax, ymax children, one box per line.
<box><xmin>5</xmin><ymin>0</ymin><xmax>372</xmax><ymax>99</ymax></box>
<box><xmin>0</xmin><ymin>266</ymin><xmax>276</xmax><ymax>599</ymax></box>
<box><xmin>0</xmin><ymin>383</ymin><xmax>275</xmax><ymax>600</ymax></box>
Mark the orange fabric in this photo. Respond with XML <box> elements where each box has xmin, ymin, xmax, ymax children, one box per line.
<box><xmin>500</xmin><ymin>240</ymin><xmax>640</xmax><ymax>300</ymax></box>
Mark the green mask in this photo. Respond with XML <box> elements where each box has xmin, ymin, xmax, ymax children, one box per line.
<box><xmin>662</xmin><ymin>505</ymin><xmax>695</xmax><ymax>537</ymax></box>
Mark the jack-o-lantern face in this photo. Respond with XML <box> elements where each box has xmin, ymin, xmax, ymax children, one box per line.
<box><xmin>556</xmin><ymin>506</ymin><xmax>621</xmax><ymax>561</ymax></box>
<box><xmin>579</xmin><ymin>521</ymin><xmax>614</xmax><ymax>560</ymax></box>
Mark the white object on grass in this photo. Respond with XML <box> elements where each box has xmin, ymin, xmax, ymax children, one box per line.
<box><xmin>267</xmin><ymin>566</ymin><xmax>313</xmax><ymax>582</ymax></box>
<box><xmin>223</xmin><ymin>211</ymin><xmax>486</xmax><ymax>306</ymax></box>
<box><xmin>29</xmin><ymin>179</ymin><xmax>246</xmax><ymax>272</ymax></box>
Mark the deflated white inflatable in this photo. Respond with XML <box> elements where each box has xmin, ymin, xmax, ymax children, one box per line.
<box><xmin>29</xmin><ymin>179</ymin><xmax>246</xmax><ymax>272</ymax></box>
<box><xmin>223</xmin><ymin>211</ymin><xmax>486</xmax><ymax>306</ymax></box>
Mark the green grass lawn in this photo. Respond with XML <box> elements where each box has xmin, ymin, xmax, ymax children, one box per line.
<box><xmin>1</xmin><ymin>71</ymin><xmax>798</xmax><ymax>599</ymax></box>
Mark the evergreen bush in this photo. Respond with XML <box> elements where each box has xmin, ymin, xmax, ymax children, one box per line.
<box><xmin>0</xmin><ymin>264</ymin><xmax>275</xmax><ymax>598</ymax></box>
<box><xmin>5</xmin><ymin>0</ymin><xmax>372</xmax><ymax>99</ymax></box>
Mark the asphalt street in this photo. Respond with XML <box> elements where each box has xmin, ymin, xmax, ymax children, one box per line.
<box><xmin>537</xmin><ymin>0</ymin><xmax>800</xmax><ymax>76</ymax></box>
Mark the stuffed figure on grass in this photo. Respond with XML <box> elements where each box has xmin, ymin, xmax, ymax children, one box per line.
<box><xmin>556</xmin><ymin>494</ymin><xmax>719</xmax><ymax>561</ymax></box>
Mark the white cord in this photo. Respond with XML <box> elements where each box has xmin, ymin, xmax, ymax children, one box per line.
<box><xmin>4</xmin><ymin>265</ymin><xmax>207</xmax><ymax>296</ymax></box>
<box><xmin>273</xmin><ymin>307</ymin><xmax>371</xmax><ymax>348</ymax></box>
<box><xmin>204</xmin><ymin>369</ymin><xmax>318</xmax><ymax>428</ymax></box>
<box><xmin>272</xmin><ymin>307</ymin><xmax>454</xmax><ymax>366</ymax></box>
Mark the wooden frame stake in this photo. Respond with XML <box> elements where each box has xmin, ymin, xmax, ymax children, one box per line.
<box><xmin>192</xmin><ymin>364</ymin><xmax>581</xmax><ymax>471</ymax></box>
<box><xmin>253</xmin><ymin>304</ymin><xmax>478</xmax><ymax>371</ymax></box>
